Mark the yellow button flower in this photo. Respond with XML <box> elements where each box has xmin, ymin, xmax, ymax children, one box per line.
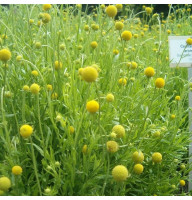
<box><xmin>69</xmin><ymin>126</ymin><xmax>75</xmax><ymax>134</ymax></box>
<box><xmin>86</xmin><ymin>100</ymin><xmax>99</xmax><ymax>113</ymax></box>
<box><xmin>81</xmin><ymin>66</ymin><xmax>98</xmax><ymax>82</ymax></box>
<box><xmin>115</xmin><ymin>21</ymin><xmax>124</xmax><ymax>30</ymax></box>
<box><xmin>30</xmin><ymin>83</ymin><xmax>40</xmax><ymax>94</ymax></box>
<box><xmin>144</xmin><ymin>67</ymin><xmax>155</xmax><ymax>77</ymax></box>
<box><xmin>106</xmin><ymin>5</ymin><xmax>117</xmax><ymax>17</ymax></box>
<box><xmin>133</xmin><ymin>164</ymin><xmax>144</xmax><ymax>174</ymax></box>
<box><xmin>145</xmin><ymin>7</ymin><xmax>152</xmax><ymax>15</ymax></box>
<box><xmin>42</xmin><ymin>13</ymin><xmax>51</xmax><ymax>23</ymax></box>
<box><xmin>47</xmin><ymin>84</ymin><xmax>53</xmax><ymax>91</ymax></box>
<box><xmin>106</xmin><ymin>141</ymin><xmax>119</xmax><ymax>153</ymax></box>
<box><xmin>121</xmin><ymin>31</ymin><xmax>132</xmax><ymax>41</ymax></box>
<box><xmin>20</xmin><ymin>124</ymin><xmax>33</xmax><ymax>138</ymax></box>
<box><xmin>132</xmin><ymin>151</ymin><xmax>144</xmax><ymax>163</ymax></box>
<box><xmin>82</xmin><ymin>144</ymin><xmax>88</xmax><ymax>154</ymax></box>
<box><xmin>186</xmin><ymin>37</ymin><xmax>192</xmax><ymax>45</ymax></box>
<box><xmin>12</xmin><ymin>166</ymin><xmax>23</xmax><ymax>175</ymax></box>
<box><xmin>118</xmin><ymin>78</ymin><xmax>127</xmax><ymax>85</ymax></box>
<box><xmin>175</xmin><ymin>95</ymin><xmax>181</xmax><ymax>101</ymax></box>
<box><xmin>90</xmin><ymin>41</ymin><xmax>98</xmax><ymax>49</ymax></box>
<box><xmin>0</xmin><ymin>177</ymin><xmax>11</xmax><ymax>191</ymax></box>
<box><xmin>55</xmin><ymin>61</ymin><xmax>62</xmax><ymax>70</ymax></box>
<box><xmin>0</xmin><ymin>49</ymin><xmax>11</xmax><ymax>62</ymax></box>
<box><xmin>112</xmin><ymin>125</ymin><xmax>125</xmax><ymax>138</ymax></box>
<box><xmin>155</xmin><ymin>78</ymin><xmax>165</xmax><ymax>88</ymax></box>
<box><xmin>152</xmin><ymin>152</ymin><xmax>162</xmax><ymax>163</ymax></box>
<box><xmin>31</xmin><ymin>70</ymin><xmax>38</xmax><ymax>76</ymax></box>
<box><xmin>106</xmin><ymin>93</ymin><xmax>114</xmax><ymax>102</ymax></box>
<box><xmin>23</xmin><ymin>85</ymin><xmax>29</xmax><ymax>91</ymax></box>
<box><xmin>180</xmin><ymin>180</ymin><xmax>185</xmax><ymax>186</ymax></box>
<box><xmin>112</xmin><ymin>165</ymin><xmax>128</xmax><ymax>182</ymax></box>
<box><xmin>43</xmin><ymin>4</ymin><xmax>52</xmax><ymax>11</ymax></box>
<box><xmin>116</xmin><ymin>4</ymin><xmax>123</xmax><ymax>11</ymax></box>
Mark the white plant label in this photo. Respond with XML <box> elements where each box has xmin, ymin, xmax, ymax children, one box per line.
<box><xmin>169</xmin><ymin>36</ymin><xmax>192</xmax><ymax>67</ymax></box>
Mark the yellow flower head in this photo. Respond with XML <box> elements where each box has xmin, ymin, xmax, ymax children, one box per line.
<box><xmin>43</xmin><ymin>4</ymin><xmax>52</xmax><ymax>11</ymax></box>
<box><xmin>76</xmin><ymin>4</ymin><xmax>82</xmax><ymax>9</ymax></box>
<box><xmin>91</xmin><ymin>24</ymin><xmax>99</xmax><ymax>31</ymax></box>
<box><xmin>132</xmin><ymin>151</ymin><xmax>144</xmax><ymax>163</ymax></box>
<box><xmin>12</xmin><ymin>166</ymin><xmax>23</xmax><ymax>175</ymax></box>
<box><xmin>55</xmin><ymin>61</ymin><xmax>63</xmax><ymax>70</ymax></box>
<box><xmin>112</xmin><ymin>165</ymin><xmax>128</xmax><ymax>182</ymax></box>
<box><xmin>29</xmin><ymin>19</ymin><xmax>34</xmax><ymax>24</ymax></box>
<box><xmin>153</xmin><ymin>131</ymin><xmax>161</xmax><ymax>137</ymax></box>
<box><xmin>115</xmin><ymin>21</ymin><xmax>124</xmax><ymax>30</ymax></box>
<box><xmin>106</xmin><ymin>5</ymin><xmax>117</xmax><ymax>17</ymax></box>
<box><xmin>47</xmin><ymin>84</ymin><xmax>53</xmax><ymax>91</ymax></box>
<box><xmin>30</xmin><ymin>83</ymin><xmax>40</xmax><ymax>94</ymax></box>
<box><xmin>177</xmin><ymin>24</ymin><xmax>181</xmax><ymax>28</ymax></box>
<box><xmin>175</xmin><ymin>95</ymin><xmax>181</xmax><ymax>101</ymax></box>
<box><xmin>145</xmin><ymin>7</ymin><xmax>152</xmax><ymax>15</ymax></box>
<box><xmin>37</xmin><ymin>20</ymin><xmax>43</xmax><ymax>27</ymax></box>
<box><xmin>171</xmin><ymin>114</ymin><xmax>176</xmax><ymax>119</ymax></box>
<box><xmin>69</xmin><ymin>126</ymin><xmax>75</xmax><ymax>134</ymax></box>
<box><xmin>152</xmin><ymin>152</ymin><xmax>162</xmax><ymax>163</ymax></box>
<box><xmin>35</xmin><ymin>42</ymin><xmax>41</xmax><ymax>49</ymax></box>
<box><xmin>131</xmin><ymin>61</ymin><xmax>137</xmax><ymax>69</ymax></box>
<box><xmin>51</xmin><ymin>92</ymin><xmax>58</xmax><ymax>99</ymax></box>
<box><xmin>42</xmin><ymin>13</ymin><xmax>51</xmax><ymax>23</ymax></box>
<box><xmin>90</xmin><ymin>41</ymin><xmax>98</xmax><ymax>49</ymax></box>
<box><xmin>81</xmin><ymin>66</ymin><xmax>98</xmax><ymax>82</ymax></box>
<box><xmin>106</xmin><ymin>141</ymin><xmax>119</xmax><ymax>153</ymax></box>
<box><xmin>31</xmin><ymin>70</ymin><xmax>38</xmax><ymax>76</ymax></box>
<box><xmin>133</xmin><ymin>164</ymin><xmax>144</xmax><ymax>174</ymax></box>
<box><xmin>180</xmin><ymin>164</ymin><xmax>186</xmax><ymax>170</ymax></box>
<box><xmin>20</xmin><ymin>124</ymin><xmax>33</xmax><ymax>138</ymax></box>
<box><xmin>116</xmin><ymin>4</ymin><xmax>123</xmax><ymax>11</ymax></box>
<box><xmin>186</xmin><ymin>38</ymin><xmax>192</xmax><ymax>45</ymax></box>
<box><xmin>23</xmin><ymin>85</ymin><xmax>29</xmax><ymax>91</ymax></box>
<box><xmin>118</xmin><ymin>78</ymin><xmax>127</xmax><ymax>85</ymax></box>
<box><xmin>44</xmin><ymin>188</ymin><xmax>51</xmax><ymax>194</ymax></box>
<box><xmin>84</xmin><ymin>25</ymin><xmax>89</xmax><ymax>31</ymax></box>
<box><xmin>0</xmin><ymin>49</ymin><xmax>11</xmax><ymax>62</ymax></box>
<box><xmin>106</xmin><ymin>93</ymin><xmax>114</xmax><ymax>102</ymax></box>
<box><xmin>112</xmin><ymin>125</ymin><xmax>125</xmax><ymax>138</ymax></box>
<box><xmin>171</xmin><ymin>185</ymin><xmax>176</xmax><ymax>189</ymax></box>
<box><xmin>144</xmin><ymin>67</ymin><xmax>155</xmax><ymax>77</ymax></box>
<box><xmin>113</xmin><ymin>49</ymin><xmax>119</xmax><ymax>55</ymax></box>
<box><xmin>167</xmin><ymin>29</ymin><xmax>171</xmax><ymax>34</ymax></box>
<box><xmin>16</xmin><ymin>55</ymin><xmax>22</xmax><ymax>62</ymax></box>
<box><xmin>155</xmin><ymin>78</ymin><xmax>165</xmax><ymax>88</ymax></box>
<box><xmin>0</xmin><ymin>177</ymin><xmax>11</xmax><ymax>191</ymax></box>
<box><xmin>86</xmin><ymin>100</ymin><xmax>99</xmax><ymax>113</ymax></box>
<box><xmin>121</xmin><ymin>31</ymin><xmax>132</xmax><ymax>41</ymax></box>
<box><xmin>180</xmin><ymin>180</ymin><xmax>185</xmax><ymax>187</ymax></box>
<box><xmin>5</xmin><ymin>91</ymin><xmax>12</xmax><ymax>98</ymax></box>
<box><xmin>2</xmin><ymin>34</ymin><xmax>8</xmax><ymax>39</ymax></box>
<box><xmin>100</xmin><ymin>4</ymin><xmax>105</xmax><ymax>9</ymax></box>
<box><xmin>82</xmin><ymin>144</ymin><xmax>88</xmax><ymax>154</ymax></box>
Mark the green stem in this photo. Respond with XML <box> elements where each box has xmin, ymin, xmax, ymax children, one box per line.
<box><xmin>22</xmin><ymin>92</ymin><xmax>26</xmax><ymax>123</ymax></box>
<box><xmin>30</xmin><ymin>137</ymin><xmax>42</xmax><ymax>196</ymax></box>
<box><xmin>1</xmin><ymin>87</ymin><xmax>11</xmax><ymax>154</ymax></box>
<box><xmin>37</xmin><ymin>94</ymin><xmax>46</xmax><ymax>157</ymax></box>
